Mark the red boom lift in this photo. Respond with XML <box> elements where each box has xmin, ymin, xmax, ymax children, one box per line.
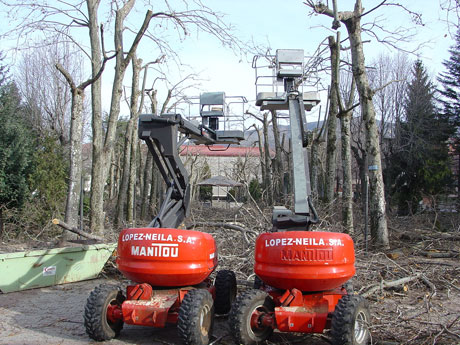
<box><xmin>228</xmin><ymin>50</ymin><xmax>371</xmax><ymax>345</ymax></box>
<box><xmin>83</xmin><ymin>93</ymin><xmax>247</xmax><ymax>345</ymax></box>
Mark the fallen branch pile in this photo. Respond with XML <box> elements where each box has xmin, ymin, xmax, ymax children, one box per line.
<box><xmin>188</xmin><ymin>205</ymin><xmax>460</xmax><ymax>345</ymax></box>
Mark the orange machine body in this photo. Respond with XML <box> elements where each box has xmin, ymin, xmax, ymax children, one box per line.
<box><xmin>254</xmin><ymin>231</ymin><xmax>355</xmax><ymax>291</ymax></box>
<box><xmin>117</xmin><ymin>228</ymin><xmax>217</xmax><ymax>287</ymax></box>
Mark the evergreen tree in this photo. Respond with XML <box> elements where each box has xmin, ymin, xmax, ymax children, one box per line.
<box><xmin>0</xmin><ymin>79</ymin><xmax>36</xmax><ymax>234</ymax></box>
<box><xmin>28</xmin><ymin>134</ymin><xmax>68</xmax><ymax>219</ymax></box>
<box><xmin>438</xmin><ymin>27</ymin><xmax>460</xmax><ymax>197</ymax></box>
<box><xmin>387</xmin><ymin>60</ymin><xmax>453</xmax><ymax>215</ymax></box>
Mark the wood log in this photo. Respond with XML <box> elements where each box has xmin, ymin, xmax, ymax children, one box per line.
<box><xmin>362</xmin><ymin>274</ymin><xmax>422</xmax><ymax>298</ymax></box>
<box><xmin>52</xmin><ymin>219</ymin><xmax>104</xmax><ymax>242</ymax></box>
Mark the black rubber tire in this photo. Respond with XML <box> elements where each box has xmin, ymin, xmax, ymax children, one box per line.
<box><xmin>229</xmin><ymin>289</ymin><xmax>275</xmax><ymax>345</ymax></box>
<box><xmin>331</xmin><ymin>295</ymin><xmax>371</xmax><ymax>345</ymax></box>
<box><xmin>214</xmin><ymin>270</ymin><xmax>237</xmax><ymax>314</ymax></box>
<box><xmin>178</xmin><ymin>289</ymin><xmax>215</xmax><ymax>345</ymax></box>
<box><xmin>84</xmin><ymin>284</ymin><xmax>125</xmax><ymax>341</ymax></box>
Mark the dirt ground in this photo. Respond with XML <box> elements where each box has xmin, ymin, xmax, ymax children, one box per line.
<box><xmin>1</xmin><ymin>253</ymin><xmax>458</xmax><ymax>345</ymax></box>
<box><xmin>1</xmin><ymin>207</ymin><xmax>459</xmax><ymax>345</ymax></box>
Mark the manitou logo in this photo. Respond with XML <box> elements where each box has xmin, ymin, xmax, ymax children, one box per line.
<box><xmin>281</xmin><ymin>248</ymin><xmax>333</xmax><ymax>262</ymax></box>
<box><xmin>131</xmin><ymin>243</ymin><xmax>179</xmax><ymax>258</ymax></box>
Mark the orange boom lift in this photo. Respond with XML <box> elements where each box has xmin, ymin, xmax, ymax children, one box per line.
<box><xmin>84</xmin><ymin>93</ymin><xmax>246</xmax><ymax>345</ymax></box>
<box><xmin>228</xmin><ymin>50</ymin><xmax>371</xmax><ymax>345</ymax></box>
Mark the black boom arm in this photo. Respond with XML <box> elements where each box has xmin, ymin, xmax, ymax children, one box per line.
<box><xmin>138</xmin><ymin>109</ymin><xmax>244</xmax><ymax>228</ymax></box>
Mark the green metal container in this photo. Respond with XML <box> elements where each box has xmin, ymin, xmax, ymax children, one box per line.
<box><xmin>0</xmin><ymin>243</ymin><xmax>117</xmax><ymax>293</ymax></box>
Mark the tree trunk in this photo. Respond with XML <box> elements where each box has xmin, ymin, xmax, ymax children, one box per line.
<box><xmin>149</xmin><ymin>164</ymin><xmax>157</xmax><ymax>217</ymax></box>
<box><xmin>87</xmin><ymin>0</ymin><xmax>106</xmax><ymax>235</ymax></box>
<box><xmin>108</xmin><ymin>150</ymin><xmax>116</xmax><ymax>200</ymax></box>
<box><xmin>137</xmin><ymin>140</ymin><xmax>144</xmax><ymax>202</ymax></box>
<box><xmin>310</xmin><ymin>103</ymin><xmax>327</xmax><ymax>200</ymax></box>
<box><xmin>262</xmin><ymin>112</ymin><xmax>273</xmax><ymax>205</ymax></box>
<box><xmin>115</xmin><ymin>55</ymin><xmax>141</xmax><ymax>227</ymax></box>
<box><xmin>64</xmin><ymin>88</ymin><xmax>84</xmax><ymax>238</ymax></box>
<box><xmin>340</xmin><ymin>104</ymin><xmax>355</xmax><ymax>234</ymax></box>
<box><xmin>115</xmin><ymin>120</ymin><xmax>133</xmax><ymax>226</ymax></box>
<box><xmin>253</xmin><ymin>125</ymin><xmax>266</xmax><ymax>202</ymax></box>
<box><xmin>310</xmin><ymin>135</ymin><xmax>320</xmax><ymax>199</ymax></box>
<box><xmin>325</xmin><ymin>36</ymin><xmax>339</xmax><ymax>204</ymax></box>
<box><xmin>271</xmin><ymin>110</ymin><xmax>283</xmax><ymax>203</ymax></box>
<box><xmin>150</xmin><ymin>162</ymin><xmax>162</xmax><ymax>217</ymax></box>
<box><xmin>127</xmin><ymin>125</ymin><xmax>137</xmax><ymax>226</ymax></box>
<box><xmin>141</xmin><ymin>153</ymin><xmax>153</xmax><ymax>220</ymax></box>
<box><xmin>351</xmin><ymin>144</ymin><xmax>366</xmax><ymax>202</ymax></box>
<box><xmin>343</xmin><ymin>3</ymin><xmax>389</xmax><ymax>248</ymax></box>
<box><xmin>126</xmin><ymin>57</ymin><xmax>142</xmax><ymax>226</ymax></box>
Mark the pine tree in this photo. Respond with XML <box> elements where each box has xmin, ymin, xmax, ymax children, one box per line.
<box><xmin>438</xmin><ymin>28</ymin><xmax>460</xmax><ymax>198</ymax></box>
<box><xmin>0</xmin><ymin>80</ymin><xmax>35</xmax><ymax>234</ymax></box>
<box><xmin>388</xmin><ymin>60</ymin><xmax>453</xmax><ymax>215</ymax></box>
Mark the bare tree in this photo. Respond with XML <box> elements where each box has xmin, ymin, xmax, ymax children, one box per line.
<box><xmin>368</xmin><ymin>52</ymin><xmax>411</xmax><ymax>205</ymax></box>
<box><xmin>55</xmin><ymin>50</ymin><xmax>109</xmax><ymax>239</ymax></box>
<box><xmin>2</xmin><ymin>0</ymin><xmax>246</xmax><ymax>236</ymax></box>
<box><xmin>368</xmin><ymin>53</ymin><xmax>410</xmax><ymax>148</ymax></box>
<box><xmin>305</xmin><ymin>0</ymin><xmax>401</xmax><ymax>248</ymax></box>
<box><xmin>17</xmin><ymin>42</ymin><xmax>85</xmax><ymax>145</ymax></box>
<box><xmin>247</xmin><ymin>111</ymin><xmax>273</xmax><ymax>205</ymax></box>
<box><xmin>88</xmin><ymin>4</ymin><xmax>244</xmax><ymax>234</ymax></box>
<box><xmin>328</xmin><ymin>30</ymin><xmax>359</xmax><ymax>234</ymax></box>
<box><xmin>440</xmin><ymin>0</ymin><xmax>460</xmax><ymax>32</ymax></box>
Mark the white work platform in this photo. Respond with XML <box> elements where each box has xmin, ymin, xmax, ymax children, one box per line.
<box><xmin>256</xmin><ymin>91</ymin><xmax>320</xmax><ymax>111</ymax></box>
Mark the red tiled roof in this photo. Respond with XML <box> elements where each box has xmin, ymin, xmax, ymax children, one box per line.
<box><xmin>180</xmin><ymin>145</ymin><xmax>271</xmax><ymax>157</ymax></box>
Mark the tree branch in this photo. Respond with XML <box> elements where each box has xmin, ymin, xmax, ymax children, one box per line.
<box><xmin>55</xmin><ymin>62</ymin><xmax>76</xmax><ymax>90</ymax></box>
<box><xmin>361</xmin><ymin>274</ymin><xmax>422</xmax><ymax>297</ymax></box>
<box><xmin>371</xmin><ymin>78</ymin><xmax>406</xmax><ymax>97</ymax></box>
<box><xmin>52</xmin><ymin>218</ymin><xmax>104</xmax><ymax>241</ymax></box>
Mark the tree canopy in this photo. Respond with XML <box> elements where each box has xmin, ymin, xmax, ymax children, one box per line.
<box><xmin>0</xmin><ymin>79</ymin><xmax>35</xmax><ymax>212</ymax></box>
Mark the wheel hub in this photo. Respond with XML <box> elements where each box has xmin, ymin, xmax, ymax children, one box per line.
<box><xmin>354</xmin><ymin>310</ymin><xmax>368</xmax><ymax>343</ymax></box>
<box><xmin>199</xmin><ymin>304</ymin><xmax>212</xmax><ymax>336</ymax></box>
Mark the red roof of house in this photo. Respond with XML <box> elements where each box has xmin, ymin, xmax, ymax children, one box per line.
<box><xmin>180</xmin><ymin>145</ymin><xmax>272</xmax><ymax>157</ymax></box>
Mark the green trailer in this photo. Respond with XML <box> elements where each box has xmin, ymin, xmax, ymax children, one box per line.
<box><xmin>0</xmin><ymin>243</ymin><xmax>116</xmax><ymax>293</ymax></box>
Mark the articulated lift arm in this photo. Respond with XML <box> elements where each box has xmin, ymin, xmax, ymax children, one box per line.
<box><xmin>255</xmin><ymin>49</ymin><xmax>320</xmax><ymax>231</ymax></box>
<box><xmin>138</xmin><ymin>94</ymin><xmax>246</xmax><ymax>228</ymax></box>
